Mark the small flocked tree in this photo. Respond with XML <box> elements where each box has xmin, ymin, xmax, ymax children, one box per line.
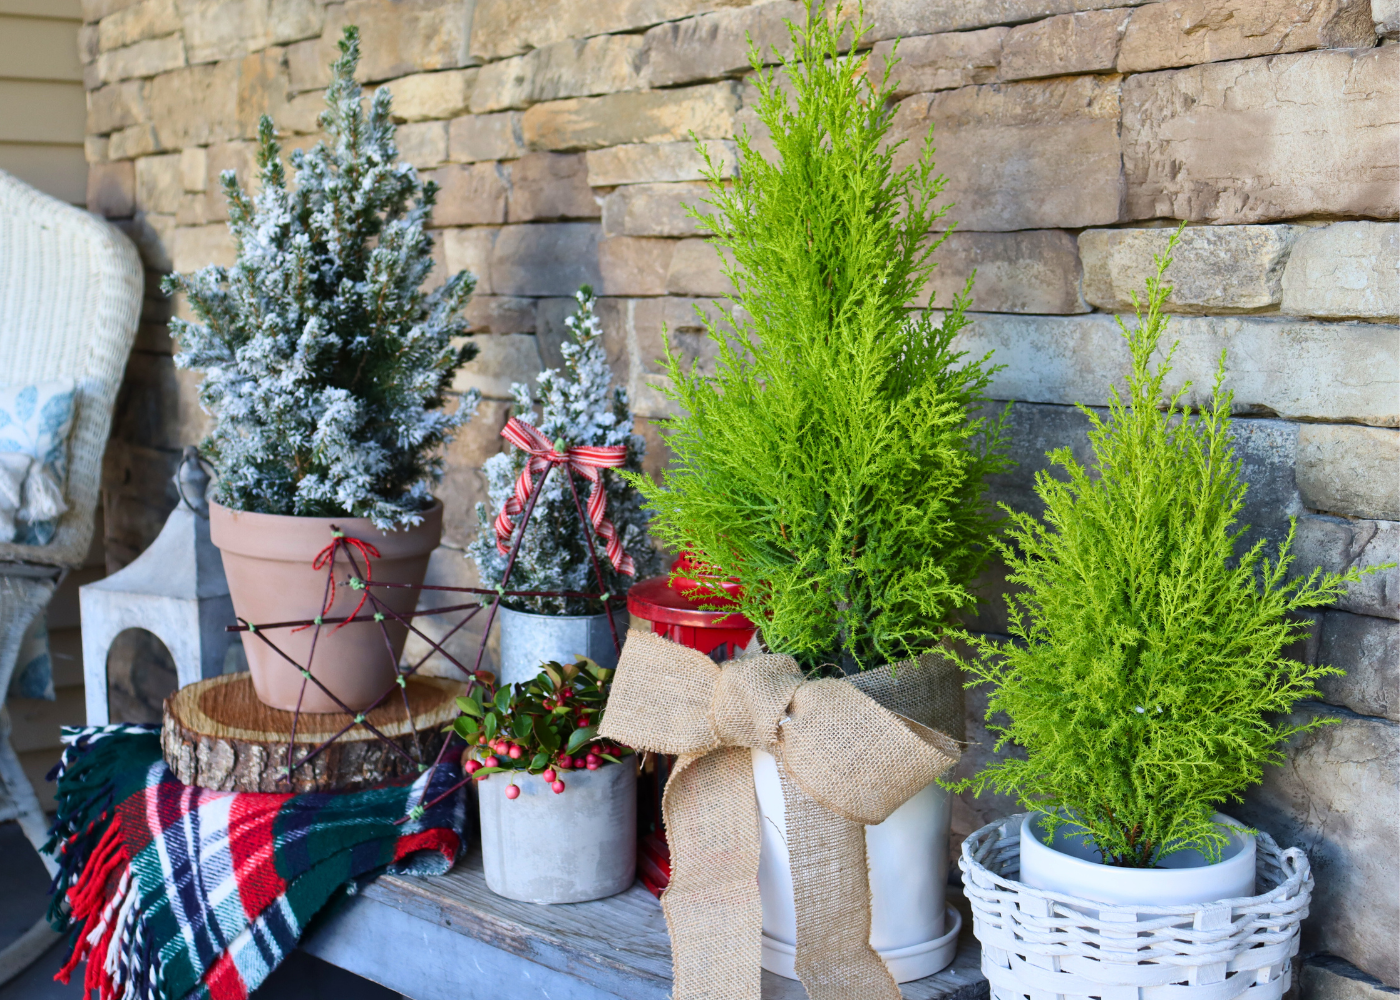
<box><xmin>953</xmin><ymin>230</ymin><xmax>1374</xmax><ymax>867</ymax></box>
<box><xmin>164</xmin><ymin>26</ymin><xmax>477</xmax><ymax>529</ymax></box>
<box><xmin>471</xmin><ymin>288</ymin><xmax>660</xmax><ymax>615</ymax></box>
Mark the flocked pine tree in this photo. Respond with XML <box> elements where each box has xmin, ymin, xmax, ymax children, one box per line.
<box><xmin>470</xmin><ymin>287</ymin><xmax>659</xmax><ymax>615</ymax></box>
<box><xmin>164</xmin><ymin>26</ymin><xmax>477</xmax><ymax>529</ymax></box>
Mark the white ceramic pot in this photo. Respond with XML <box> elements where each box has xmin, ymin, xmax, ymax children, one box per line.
<box><xmin>478</xmin><ymin>757</ymin><xmax>638</xmax><ymax>904</ymax></box>
<box><xmin>752</xmin><ymin>749</ymin><xmax>962</xmax><ymax>983</ymax></box>
<box><xmin>1019</xmin><ymin>811</ymin><xmax>1256</xmax><ymax>906</ymax></box>
<box><xmin>496</xmin><ymin>604</ymin><xmax>623</xmax><ymax>687</ymax></box>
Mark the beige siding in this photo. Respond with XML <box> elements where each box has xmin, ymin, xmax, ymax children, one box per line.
<box><xmin>0</xmin><ymin>8</ymin><xmax>86</xmax><ymax>205</ymax></box>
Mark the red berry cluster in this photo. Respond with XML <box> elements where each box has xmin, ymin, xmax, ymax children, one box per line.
<box><xmin>451</xmin><ymin>656</ymin><xmax>634</xmax><ymax>798</ymax></box>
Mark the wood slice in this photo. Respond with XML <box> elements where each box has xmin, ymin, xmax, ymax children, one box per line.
<box><xmin>162</xmin><ymin>672</ymin><xmax>466</xmax><ymax>793</ymax></box>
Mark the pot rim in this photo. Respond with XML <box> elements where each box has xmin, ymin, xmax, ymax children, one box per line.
<box><xmin>1021</xmin><ymin>811</ymin><xmax>1255</xmax><ymax>874</ymax></box>
<box><xmin>210</xmin><ymin>498</ymin><xmax>443</xmax><ymax>561</ymax></box>
<box><xmin>496</xmin><ymin>602</ymin><xmax>627</xmax><ymax>622</ymax></box>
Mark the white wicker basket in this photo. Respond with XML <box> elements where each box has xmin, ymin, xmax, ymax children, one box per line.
<box><xmin>960</xmin><ymin>814</ymin><xmax>1312</xmax><ymax>1000</ymax></box>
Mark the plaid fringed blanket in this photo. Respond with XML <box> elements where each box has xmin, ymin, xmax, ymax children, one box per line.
<box><xmin>43</xmin><ymin>724</ymin><xmax>466</xmax><ymax>1000</ymax></box>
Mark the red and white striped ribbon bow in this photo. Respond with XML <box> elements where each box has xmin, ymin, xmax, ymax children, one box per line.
<box><xmin>494</xmin><ymin>416</ymin><xmax>636</xmax><ymax>576</ymax></box>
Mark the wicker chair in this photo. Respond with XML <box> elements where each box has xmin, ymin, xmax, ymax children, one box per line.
<box><xmin>0</xmin><ymin>169</ymin><xmax>143</xmax><ymax>984</ymax></box>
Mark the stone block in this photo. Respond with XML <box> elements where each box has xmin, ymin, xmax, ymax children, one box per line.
<box><xmin>855</xmin><ymin>0</ymin><xmax>1146</xmax><ymax>42</ymax></box>
<box><xmin>601</xmin><ymin>181</ymin><xmax>710</xmax><ymax>238</ymax></box>
<box><xmin>87</xmin><ymin>160</ymin><xmax>136</xmax><ymax>218</ymax></box>
<box><xmin>108</xmin><ymin>124</ymin><xmax>162</xmax><ymax>160</ymax></box>
<box><xmin>1301</xmin><ymin>957</ymin><xmax>1400</xmax><ymax>1000</ymax></box>
<box><xmin>333</xmin><ymin>0</ymin><xmax>473</xmax><ymax>82</ymax></box>
<box><xmin>1282</xmin><ymin>222</ymin><xmax>1400</xmax><ymax>321</ymax></box>
<box><xmin>235</xmin><ymin>47</ymin><xmax>293</xmax><ymax>139</ymax></box>
<box><xmin>443</xmin><ymin>395</ymin><xmax>513</xmax><ymax>470</ymax></box>
<box><xmin>181</xmin><ymin>0</ymin><xmax>259</xmax><ymax>65</ymax></box>
<box><xmin>428</xmin><ymin>162</ymin><xmax>508</xmax><ymax>226</ymax></box>
<box><xmin>616</xmin><ymin>295</ymin><xmax>726</xmax><ymax>416</ymax></box>
<box><xmin>387</xmin><ymin>68</ymin><xmax>477</xmax><ymax>122</ymax></box>
<box><xmin>641</xmin><ymin>1</ymin><xmax>803</xmax><ymax>88</ymax></box>
<box><xmin>396</xmin><ymin>121</ymin><xmax>449</xmax><ymax>169</ymax></box>
<box><xmin>506</xmin><ymin>152</ymin><xmax>598</xmax><ymax>222</ymax></box>
<box><xmin>463</xmin><ymin>295</ymin><xmax>537</xmax><ymax>335</ymax></box>
<box><xmin>1118</xmin><ymin>0</ymin><xmax>1376</xmax><ymax>74</ymax></box>
<box><xmin>448</xmin><ymin>111</ymin><xmax>527</xmax><ymax>163</ymax></box>
<box><xmin>88</xmin><ymin>79</ymin><xmax>149</xmax><ymax>135</ymax></box>
<box><xmin>1235</xmin><ymin>703</ymin><xmax>1399</xmax><ymax>986</ymax></box>
<box><xmin>1293</xmin><ymin>516</ymin><xmax>1399</xmax><ymax>620</ymax></box>
<box><xmin>179</xmin><ymin>146</ymin><xmax>206</xmax><ymax>192</ymax></box>
<box><xmin>535</xmin><ymin>296</ymin><xmax>580</xmax><ymax>372</ymax></box>
<box><xmin>471</xmin><ymin>34</ymin><xmax>648</xmax><ymax>113</ymax></box>
<box><xmin>490</xmin><ymin>222</ymin><xmax>603</xmax><ymax>297</ymax></box>
<box><xmin>1378</xmin><ymin>0</ymin><xmax>1400</xmax><ymax>35</ymax></box>
<box><xmin>181</xmin><ymin>141</ymin><xmax>256</xmax><ymax>225</ymax></box>
<box><xmin>171</xmin><ymin>221</ymin><xmax>236</xmax><ymax>272</ymax></box>
<box><xmin>1123</xmin><ymin>48</ymin><xmax>1399</xmax><ymax>224</ymax></box>
<box><xmin>148</xmin><ymin>60</ymin><xmax>241</xmax><ymax>149</ymax></box>
<box><xmin>1315</xmin><ymin>610</ymin><xmax>1399</xmax><ymax>722</ymax></box>
<box><xmin>1297</xmin><ymin>425</ymin><xmax>1400</xmax><ymax>521</ymax></box>
<box><xmin>451</xmin><ymin>333</ymin><xmax>543</xmax><ymax>399</ymax></box>
<box><xmin>957</xmin><ymin>313</ymin><xmax>1400</xmax><ymax>427</ymax></box>
<box><xmin>584</xmin><ymin>139</ymin><xmax>738</xmax><ymax>186</ymax></box>
<box><xmin>267</xmin><ymin>0</ymin><xmax>324</xmax><ymax>45</ymax></box>
<box><xmin>1079</xmin><ymin>225</ymin><xmax>1296</xmax><ymax>314</ymax></box>
<box><xmin>97</xmin><ymin>0</ymin><xmax>178</xmax><ymax>53</ymax></box>
<box><xmin>279</xmin><ymin>91</ymin><xmax>325</xmax><ymax>134</ymax></box>
<box><xmin>666</xmin><ymin>238</ymin><xmax>734</xmax><ymax>296</ymax></box>
<box><xmin>286</xmin><ymin>35</ymin><xmax>332</xmax><ymax>93</ymax></box>
<box><xmin>999</xmin><ymin>8</ymin><xmax>1129</xmax><ymax>81</ymax></box>
<box><xmin>919</xmin><ymin>230</ymin><xmax>1087</xmax><ymax>314</ymax></box>
<box><xmin>86</xmin><ymin>136</ymin><xmax>111</xmax><ymax>164</ymax></box>
<box><xmin>470</xmin><ymin>0</ymin><xmax>728</xmax><ymax>61</ymax></box>
<box><xmin>521</xmin><ymin>82</ymin><xmax>742</xmax><ymax>152</ymax></box>
<box><xmin>869</xmin><ymin>28</ymin><xmax>1006</xmax><ymax>99</ymax></box>
<box><xmin>599</xmin><ymin>236</ymin><xmax>676</xmax><ymax>296</ymax></box>
<box><xmin>133</xmin><ymin>151</ymin><xmax>181</xmax><ymax>214</ymax></box>
<box><xmin>95</xmin><ymin>33</ymin><xmax>186</xmax><ymax>84</ymax></box>
<box><xmin>443</xmin><ymin>226</ymin><xmax>498</xmax><ymax>293</ymax></box>
<box><xmin>891</xmin><ymin>74</ymin><xmax>1123</xmax><ymax>232</ymax></box>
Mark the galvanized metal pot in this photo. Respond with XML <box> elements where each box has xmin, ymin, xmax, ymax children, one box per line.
<box><xmin>496</xmin><ymin>604</ymin><xmax>623</xmax><ymax>686</ymax></box>
<box><xmin>478</xmin><ymin>759</ymin><xmax>638</xmax><ymax>904</ymax></box>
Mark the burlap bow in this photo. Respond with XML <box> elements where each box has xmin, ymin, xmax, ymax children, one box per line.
<box><xmin>601</xmin><ymin>630</ymin><xmax>963</xmax><ymax>1000</ymax></box>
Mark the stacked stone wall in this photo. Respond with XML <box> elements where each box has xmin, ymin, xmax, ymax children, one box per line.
<box><xmin>77</xmin><ymin>0</ymin><xmax>1397</xmax><ymax>986</ymax></box>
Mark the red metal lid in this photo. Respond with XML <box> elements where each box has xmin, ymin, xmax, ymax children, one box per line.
<box><xmin>626</xmin><ymin>576</ymin><xmax>753</xmax><ymax>629</ymax></box>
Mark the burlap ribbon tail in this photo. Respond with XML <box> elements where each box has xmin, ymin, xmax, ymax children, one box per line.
<box><xmin>600</xmin><ymin>630</ymin><xmax>962</xmax><ymax>1000</ymax></box>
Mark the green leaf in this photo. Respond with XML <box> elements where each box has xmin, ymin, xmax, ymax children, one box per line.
<box><xmin>494</xmin><ymin>687</ymin><xmax>511</xmax><ymax>714</ymax></box>
<box><xmin>529</xmin><ymin>752</ymin><xmax>549</xmax><ymax>770</ymax></box>
<box><xmin>455</xmin><ymin>696</ymin><xmax>482</xmax><ymax>718</ymax></box>
<box><xmin>537</xmin><ymin>723</ymin><xmax>560</xmax><ymax>754</ymax></box>
<box><xmin>483</xmin><ymin>713</ymin><xmax>498</xmax><ymax>741</ymax></box>
<box><xmin>565</xmin><ymin>726</ymin><xmax>597</xmax><ymax>755</ymax></box>
<box><xmin>452</xmin><ymin>717</ymin><xmax>479</xmax><ymax>740</ymax></box>
<box><xmin>599</xmin><ymin>753</ymin><xmax>622</xmax><ymax>764</ymax></box>
<box><xmin>473</xmin><ymin>766</ymin><xmax>508</xmax><ymax>778</ymax></box>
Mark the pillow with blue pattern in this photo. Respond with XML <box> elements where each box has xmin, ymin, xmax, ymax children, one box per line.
<box><xmin>0</xmin><ymin>379</ymin><xmax>76</xmax><ymax>545</ymax></box>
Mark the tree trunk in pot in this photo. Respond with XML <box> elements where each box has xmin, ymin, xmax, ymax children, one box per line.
<box><xmin>210</xmin><ymin>500</ymin><xmax>442</xmax><ymax>713</ymax></box>
<box><xmin>478</xmin><ymin>759</ymin><xmax>638</xmax><ymax>904</ymax></box>
<box><xmin>496</xmin><ymin>604</ymin><xmax>622</xmax><ymax>687</ymax></box>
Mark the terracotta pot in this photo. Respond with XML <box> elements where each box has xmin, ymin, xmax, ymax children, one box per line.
<box><xmin>210</xmin><ymin>500</ymin><xmax>442</xmax><ymax>713</ymax></box>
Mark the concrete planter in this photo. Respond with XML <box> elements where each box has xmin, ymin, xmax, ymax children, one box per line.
<box><xmin>752</xmin><ymin>748</ymin><xmax>961</xmax><ymax>983</ymax></box>
<box><xmin>478</xmin><ymin>758</ymin><xmax>638</xmax><ymax>904</ymax></box>
<box><xmin>496</xmin><ymin>604</ymin><xmax>622</xmax><ymax>687</ymax></box>
<box><xmin>1019</xmin><ymin>811</ymin><xmax>1257</xmax><ymax>906</ymax></box>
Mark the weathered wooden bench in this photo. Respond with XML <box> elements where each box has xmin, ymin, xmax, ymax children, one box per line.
<box><xmin>302</xmin><ymin>847</ymin><xmax>991</xmax><ymax>1000</ymax></box>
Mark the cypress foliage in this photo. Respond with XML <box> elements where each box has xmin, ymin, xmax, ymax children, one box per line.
<box><xmin>954</xmin><ymin>228</ymin><xmax>1373</xmax><ymax>867</ymax></box>
<box><xmin>631</xmin><ymin>4</ymin><xmax>1011</xmax><ymax>673</ymax></box>
<box><xmin>164</xmin><ymin>26</ymin><xmax>476</xmax><ymax>529</ymax></box>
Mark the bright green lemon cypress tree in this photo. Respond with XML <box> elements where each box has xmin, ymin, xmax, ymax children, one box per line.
<box><xmin>954</xmin><ymin>228</ymin><xmax>1374</xmax><ymax>867</ymax></box>
<box><xmin>631</xmin><ymin>4</ymin><xmax>1011</xmax><ymax>674</ymax></box>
